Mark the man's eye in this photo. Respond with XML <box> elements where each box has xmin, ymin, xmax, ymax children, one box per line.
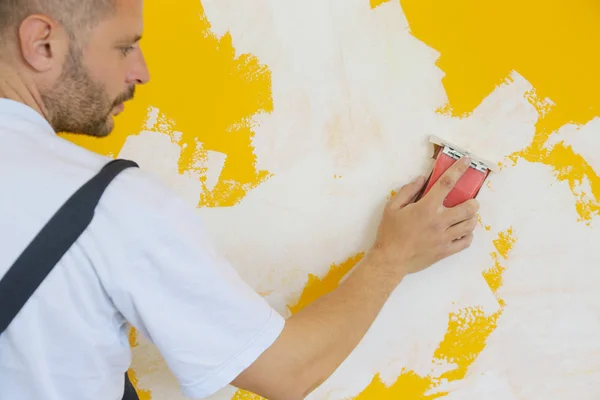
<box><xmin>120</xmin><ymin>46</ymin><xmax>135</xmax><ymax>56</ymax></box>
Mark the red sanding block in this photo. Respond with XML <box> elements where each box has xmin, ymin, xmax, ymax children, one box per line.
<box><xmin>418</xmin><ymin>136</ymin><xmax>496</xmax><ymax>208</ymax></box>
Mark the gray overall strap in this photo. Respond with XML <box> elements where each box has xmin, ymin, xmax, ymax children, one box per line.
<box><xmin>0</xmin><ymin>159</ymin><xmax>140</xmax><ymax>400</ymax></box>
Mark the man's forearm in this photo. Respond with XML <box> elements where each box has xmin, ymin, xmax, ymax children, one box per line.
<box><xmin>285</xmin><ymin>251</ymin><xmax>405</xmax><ymax>397</ymax></box>
<box><xmin>233</xmin><ymin>251</ymin><xmax>406</xmax><ymax>400</ymax></box>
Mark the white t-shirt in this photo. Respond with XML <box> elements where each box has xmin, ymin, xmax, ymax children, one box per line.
<box><xmin>0</xmin><ymin>99</ymin><xmax>285</xmax><ymax>400</ymax></box>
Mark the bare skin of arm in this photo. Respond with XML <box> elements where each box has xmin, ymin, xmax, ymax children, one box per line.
<box><xmin>232</xmin><ymin>157</ymin><xmax>480</xmax><ymax>400</ymax></box>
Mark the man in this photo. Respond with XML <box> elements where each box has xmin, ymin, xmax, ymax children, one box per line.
<box><xmin>0</xmin><ymin>0</ymin><xmax>479</xmax><ymax>399</ymax></box>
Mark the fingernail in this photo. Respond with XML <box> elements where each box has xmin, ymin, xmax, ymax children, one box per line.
<box><xmin>463</xmin><ymin>156</ymin><xmax>471</xmax><ymax>166</ymax></box>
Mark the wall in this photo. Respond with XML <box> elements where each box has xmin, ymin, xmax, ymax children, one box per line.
<box><xmin>64</xmin><ymin>0</ymin><xmax>600</xmax><ymax>399</ymax></box>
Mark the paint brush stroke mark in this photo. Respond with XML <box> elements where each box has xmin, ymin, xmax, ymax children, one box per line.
<box><xmin>128</xmin><ymin>327</ymin><xmax>139</xmax><ymax>348</ymax></box>
<box><xmin>509</xmin><ymin>89</ymin><xmax>600</xmax><ymax>223</ymax></box>
<box><xmin>231</xmin><ymin>253</ymin><xmax>365</xmax><ymax>400</ymax></box>
<box><xmin>381</xmin><ymin>0</ymin><xmax>600</xmax><ymax>220</ymax></box>
<box><xmin>355</xmin><ymin>370</ymin><xmax>437</xmax><ymax>400</ymax></box>
<box><xmin>288</xmin><ymin>252</ymin><xmax>365</xmax><ymax>315</ymax></box>
<box><xmin>60</xmin><ymin>0</ymin><xmax>273</xmax><ymax>208</ymax></box>
<box><xmin>231</xmin><ymin>391</ymin><xmax>265</xmax><ymax>400</ymax></box>
<box><xmin>353</xmin><ymin>228</ymin><xmax>517</xmax><ymax>399</ymax></box>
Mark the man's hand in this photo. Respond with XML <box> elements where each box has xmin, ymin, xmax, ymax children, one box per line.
<box><xmin>372</xmin><ymin>156</ymin><xmax>479</xmax><ymax>276</ymax></box>
<box><xmin>232</xmin><ymin>157</ymin><xmax>479</xmax><ymax>400</ymax></box>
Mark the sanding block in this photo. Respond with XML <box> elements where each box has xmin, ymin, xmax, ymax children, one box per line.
<box><xmin>417</xmin><ymin>135</ymin><xmax>497</xmax><ymax>207</ymax></box>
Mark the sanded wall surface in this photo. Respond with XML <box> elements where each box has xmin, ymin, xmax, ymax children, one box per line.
<box><xmin>64</xmin><ymin>1</ymin><xmax>600</xmax><ymax>399</ymax></box>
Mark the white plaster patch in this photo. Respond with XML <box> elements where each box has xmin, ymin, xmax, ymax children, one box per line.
<box><xmin>441</xmin><ymin>371</ymin><xmax>519</xmax><ymax>400</ymax></box>
<box><xmin>133</xmin><ymin>1</ymin><xmax>600</xmax><ymax>399</ymax></box>
<box><xmin>430</xmin><ymin>71</ymin><xmax>538</xmax><ymax>168</ymax></box>
<box><xmin>445</xmin><ymin>161</ymin><xmax>600</xmax><ymax>399</ymax></box>
<box><xmin>117</xmin><ymin>130</ymin><xmax>203</xmax><ymax>206</ymax></box>
<box><xmin>130</xmin><ymin>335</ymin><xmax>188</xmax><ymax>399</ymax></box>
<box><xmin>117</xmin><ymin>107</ymin><xmax>229</xmax><ymax>209</ymax></box>
<box><xmin>202</xmin><ymin>150</ymin><xmax>228</xmax><ymax>192</ymax></box>
<box><xmin>144</xmin><ymin>106</ymin><xmax>160</xmax><ymax>130</ymax></box>
<box><xmin>548</xmin><ymin>117</ymin><xmax>600</xmax><ymax>173</ymax></box>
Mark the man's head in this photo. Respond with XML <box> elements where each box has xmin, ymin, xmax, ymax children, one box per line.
<box><xmin>0</xmin><ymin>0</ymin><xmax>149</xmax><ymax>137</ymax></box>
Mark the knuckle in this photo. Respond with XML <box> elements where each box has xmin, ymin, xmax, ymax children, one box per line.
<box><xmin>396</xmin><ymin>184</ymin><xmax>409</xmax><ymax>196</ymax></box>
<box><xmin>440</xmin><ymin>174</ymin><xmax>455</xmax><ymax>189</ymax></box>
<box><xmin>435</xmin><ymin>203</ymin><xmax>445</xmax><ymax>215</ymax></box>
<box><xmin>406</xmin><ymin>180</ymin><xmax>419</xmax><ymax>190</ymax></box>
<box><xmin>464</xmin><ymin>200</ymin><xmax>479</xmax><ymax>216</ymax></box>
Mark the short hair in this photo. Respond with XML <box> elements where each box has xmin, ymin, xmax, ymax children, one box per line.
<box><xmin>0</xmin><ymin>0</ymin><xmax>116</xmax><ymax>43</ymax></box>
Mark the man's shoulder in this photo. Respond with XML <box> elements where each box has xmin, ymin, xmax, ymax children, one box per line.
<box><xmin>85</xmin><ymin>159</ymin><xmax>210</xmax><ymax>260</ymax></box>
<box><xmin>100</xmin><ymin>161</ymin><xmax>188</xmax><ymax>217</ymax></box>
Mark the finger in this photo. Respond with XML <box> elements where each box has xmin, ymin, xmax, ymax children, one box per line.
<box><xmin>389</xmin><ymin>176</ymin><xmax>427</xmax><ymax>209</ymax></box>
<box><xmin>427</xmin><ymin>156</ymin><xmax>471</xmax><ymax>203</ymax></box>
<box><xmin>446</xmin><ymin>232</ymin><xmax>474</xmax><ymax>256</ymax></box>
<box><xmin>444</xmin><ymin>199</ymin><xmax>480</xmax><ymax>226</ymax></box>
<box><xmin>446</xmin><ymin>216</ymin><xmax>478</xmax><ymax>240</ymax></box>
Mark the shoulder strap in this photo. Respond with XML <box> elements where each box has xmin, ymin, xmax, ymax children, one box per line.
<box><xmin>0</xmin><ymin>159</ymin><xmax>138</xmax><ymax>334</ymax></box>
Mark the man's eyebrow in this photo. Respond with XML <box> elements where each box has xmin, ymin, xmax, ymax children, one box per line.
<box><xmin>117</xmin><ymin>34</ymin><xmax>143</xmax><ymax>45</ymax></box>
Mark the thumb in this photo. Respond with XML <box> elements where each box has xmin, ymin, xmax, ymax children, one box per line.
<box><xmin>390</xmin><ymin>176</ymin><xmax>427</xmax><ymax>209</ymax></box>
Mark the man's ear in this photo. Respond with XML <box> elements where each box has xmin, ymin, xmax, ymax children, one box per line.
<box><xmin>18</xmin><ymin>14</ymin><xmax>68</xmax><ymax>72</ymax></box>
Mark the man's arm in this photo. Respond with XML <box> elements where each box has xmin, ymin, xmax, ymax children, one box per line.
<box><xmin>232</xmin><ymin>157</ymin><xmax>479</xmax><ymax>400</ymax></box>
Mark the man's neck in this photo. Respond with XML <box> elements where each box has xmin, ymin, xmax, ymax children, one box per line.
<box><xmin>0</xmin><ymin>61</ymin><xmax>47</xmax><ymax>119</ymax></box>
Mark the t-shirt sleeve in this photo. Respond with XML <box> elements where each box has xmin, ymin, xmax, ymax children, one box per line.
<box><xmin>100</xmin><ymin>171</ymin><xmax>285</xmax><ymax>398</ymax></box>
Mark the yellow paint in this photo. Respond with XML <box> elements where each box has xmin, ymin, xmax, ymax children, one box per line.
<box><xmin>126</xmin><ymin>327</ymin><xmax>152</xmax><ymax>398</ymax></box>
<box><xmin>232</xmin><ymin>228</ymin><xmax>516</xmax><ymax>399</ymax></box>
<box><xmin>492</xmin><ymin>228</ymin><xmax>516</xmax><ymax>260</ymax></box>
<box><xmin>355</xmin><ymin>370</ymin><xmax>439</xmax><ymax>400</ymax></box>
<box><xmin>513</xmin><ymin>83</ymin><xmax>600</xmax><ymax>221</ymax></box>
<box><xmin>354</xmin><ymin>228</ymin><xmax>516</xmax><ymax>399</ymax></box>
<box><xmin>61</xmin><ymin>0</ymin><xmax>273</xmax><ymax>207</ymax></box>
<box><xmin>484</xmin><ymin>227</ymin><xmax>516</xmax><ymax>306</ymax></box>
<box><xmin>476</xmin><ymin>214</ymin><xmax>491</xmax><ymax>231</ymax></box>
<box><xmin>127</xmin><ymin>369</ymin><xmax>152</xmax><ymax>400</ymax></box>
<box><xmin>512</xmin><ymin>141</ymin><xmax>600</xmax><ymax>222</ymax></box>
<box><xmin>483</xmin><ymin>260</ymin><xmax>505</xmax><ymax>295</ymax></box>
<box><xmin>231</xmin><ymin>391</ymin><xmax>266</xmax><ymax>400</ymax></box>
<box><xmin>370</xmin><ymin>0</ymin><xmax>391</xmax><ymax>9</ymax></box>
<box><xmin>382</xmin><ymin>0</ymin><xmax>600</xmax><ymax>220</ymax></box>
<box><xmin>288</xmin><ymin>253</ymin><xmax>365</xmax><ymax>315</ymax></box>
<box><xmin>433</xmin><ymin>307</ymin><xmax>500</xmax><ymax>383</ymax></box>
<box><xmin>233</xmin><ymin>229</ymin><xmax>517</xmax><ymax>400</ymax></box>
<box><xmin>128</xmin><ymin>327</ymin><xmax>139</xmax><ymax>347</ymax></box>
